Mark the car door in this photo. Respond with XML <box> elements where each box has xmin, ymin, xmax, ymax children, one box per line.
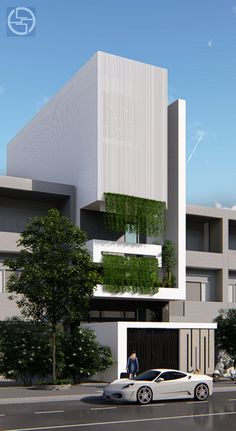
<box><xmin>153</xmin><ymin>371</ymin><xmax>190</xmax><ymax>400</ymax></box>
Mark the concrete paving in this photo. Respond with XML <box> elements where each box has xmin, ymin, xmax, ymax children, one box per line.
<box><xmin>0</xmin><ymin>381</ymin><xmax>107</xmax><ymax>404</ymax></box>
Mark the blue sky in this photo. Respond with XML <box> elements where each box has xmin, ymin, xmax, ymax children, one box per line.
<box><xmin>0</xmin><ymin>0</ymin><xmax>236</xmax><ymax>207</ymax></box>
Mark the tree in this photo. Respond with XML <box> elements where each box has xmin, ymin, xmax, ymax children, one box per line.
<box><xmin>214</xmin><ymin>309</ymin><xmax>236</xmax><ymax>360</ymax></box>
<box><xmin>161</xmin><ymin>240</ymin><xmax>176</xmax><ymax>287</ymax></box>
<box><xmin>4</xmin><ymin>209</ymin><xmax>100</xmax><ymax>383</ymax></box>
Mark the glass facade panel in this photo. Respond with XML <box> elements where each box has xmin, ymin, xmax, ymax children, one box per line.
<box><xmin>125</xmin><ymin>224</ymin><xmax>138</xmax><ymax>244</ymax></box>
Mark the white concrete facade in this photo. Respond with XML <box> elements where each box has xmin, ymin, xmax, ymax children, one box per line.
<box><xmin>84</xmin><ymin>322</ymin><xmax>216</xmax><ymax>382</ymax></box>
<box><xmin>8</xmin><ymin>52</ymin><xmax>168</xmax><ymax>217</ymax></box>
<box><xmin>166</xmin><ymin>100</ymin><xmax>186</xmax><ymax>300</ymax></box>
<box><xmin>7</xmin><ymin>51</ymin><xmax>186</xmax><ymax>303</ymax></box>
<box><xmin>3</xmin><ymin>52</ymin><xmax>220</xmax><ymax>379</ymax></box>
<box><xmin>86</xmin><ymin>240</ymin><xmax>162</xmax><ymax>264</ymax></box>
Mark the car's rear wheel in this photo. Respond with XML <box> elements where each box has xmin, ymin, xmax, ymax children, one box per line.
<box><xmin>194</xmin><ymin>383</ymin><xmax>209</xmax><ymax>401</ymax></box>
<box><xmin>137</xmin><ymin>386</ymin><xmax>153</xmax><ymax>404</ymax></box>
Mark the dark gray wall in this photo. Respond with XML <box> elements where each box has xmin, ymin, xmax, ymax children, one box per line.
<box><xmin>0</xmin><ymin>196</ymin><xmax>69</xmax><ymax>233</ymax></box>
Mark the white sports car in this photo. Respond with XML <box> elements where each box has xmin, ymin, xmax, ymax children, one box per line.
<box><xmin>104</xmin><ymin>369</ymin><xmax>213</xmax><ymax>404</ymax></box>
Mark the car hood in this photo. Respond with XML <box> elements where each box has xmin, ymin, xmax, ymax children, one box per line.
<box><xmin>106</xmin><ymin>378</ymin><xmax>146</xmax><ymax>390</ymax></box>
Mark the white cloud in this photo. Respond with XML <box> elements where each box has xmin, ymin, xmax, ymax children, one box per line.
<box><xmin>208</xmin><ymin>39</ymin><xmax>213</xmax><ymax>47</ymax></box>
<box><xmin>232</xmin><ymin>5</ymin><xmax>236</xmax><ymax>15</ymax></box>
<box><xmin>195</xmin><ymin>129</ymin><xmax>208</xmax><ymax>139</ymax></box>
<box><xmin>0</xmin><ymin>86</ymin><xmax>5</xmax><ymax>94</ymax></box>
<box><xmin>215</xmin><ymin>201</ymin><xmax>236</xmax><ymax>210</ymax></box>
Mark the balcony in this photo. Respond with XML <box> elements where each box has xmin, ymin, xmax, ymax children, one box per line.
<box><xmin>86</xmin><ymin>239</ymin><xmax>162</xmax><ymax>264</ymax></box>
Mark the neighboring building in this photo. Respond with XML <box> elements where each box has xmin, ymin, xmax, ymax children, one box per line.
<box><xmin>168</xmin><ymin>204</ymin><xmax>236</xmax><ymax>323</ymax></box>
<box><xmin>0</xmin><ymin>175</ymin><xmax>75</xmax><ymax>320</ymax></box>
<box><xmin>2</xmin><ymin>52</ymin><xmax>219</xmax><ymax>379</ymax></box>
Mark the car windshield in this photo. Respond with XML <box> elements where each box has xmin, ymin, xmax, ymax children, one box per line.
<box><xmin>134</xmin><ymin>370</ymin><xmax>161</xmax><ymax>381</ymax></box>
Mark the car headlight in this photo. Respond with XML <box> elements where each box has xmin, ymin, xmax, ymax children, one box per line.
<box><xmin>122</xmin><ymin>383</ymin><xmax>135</xmax><ymax>389</ymax></box>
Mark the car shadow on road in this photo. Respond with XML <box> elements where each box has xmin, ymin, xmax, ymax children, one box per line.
<box><xmin>80</xmin><ymin>395</ymin><xmax>130</xmax><ymax>405</ymax></box>
<box><xmin>80</xmin><ymin>395</ymin><xmax>193</xmax><ymax>406</ymax></box>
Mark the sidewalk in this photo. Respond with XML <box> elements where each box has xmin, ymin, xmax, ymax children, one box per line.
<box><xmin>0</xmin><ymin>381</ymin><xmax>107</xmax><ymax>405</ymax></box>
<box><xmin>0</xmin><ymin>380</ymin><xmax>236</xmax><ymax>405</ymax></box>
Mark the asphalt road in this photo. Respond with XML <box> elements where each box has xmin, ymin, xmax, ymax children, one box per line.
<box><xmin>1</xmin><ymin>388</ymin><xmax>236</xmax><ymax>431</ymax></box>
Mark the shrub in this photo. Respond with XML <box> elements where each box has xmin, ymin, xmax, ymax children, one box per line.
<box><xmin>0</xmin><ymin>318</ymin><xmax>64</xmax><ymax>385</ymax></box>
<box><xmin>62</xmin><ymin>327</ymin><xmax>113</xmax><ymax>383</ymax></box>
<box><xmin>0</xmin><ymin>320</ymin><xmax>112</xmax><ymax>385</ymax></box>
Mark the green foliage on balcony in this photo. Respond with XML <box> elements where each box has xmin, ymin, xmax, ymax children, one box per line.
<box><xmin>161</xmin><ymin>240</ymin><xmax>177</xmax><ymax>287</ymax></box>
<box><xmin>104</xmin><ymin>193</ymin><xmax>166</xmax><ymax>237</ymax></box>
<box><xmin>103</xmin><ymin>254</ymin><xmax>160</xmax><ymax>295</ymax></box>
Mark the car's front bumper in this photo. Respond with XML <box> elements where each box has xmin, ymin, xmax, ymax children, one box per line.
<box><xmin>103</xmin><ymin>387</ymin><xmax>137</xmax><ymax>402</ymax></box>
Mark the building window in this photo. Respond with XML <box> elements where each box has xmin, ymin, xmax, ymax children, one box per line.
<box><xmin>186</xmin><ymin>269</ymin><xmax>221</xmax><ymax>302</ymax></box>
<box><xmin>186</xmin><ymin>282</ymin><xmax>201</xmax><ymax>301</ymax></box>
<box><xmin>101</xmin><ymin>311</ymin><xmax>125</xmax><ymax>319</ymax></box>
<box><xmin>229</xmin><ymin>221</ymin><xmax>236</xmax><ymax>250</ymax></box>
<box><xmin>228</xmin><ymin>284</ymin><xmax>236</xmax><ymax>303</ymax></box>
<box><xmin>0</xmin><ymin>270</ymin><xmax>3</xmax><ymax>293</ymax></box>
<box><xmin>125</xmin><ymin>224</ymin><xmax>138</xmax><ymax>244</ymax></box>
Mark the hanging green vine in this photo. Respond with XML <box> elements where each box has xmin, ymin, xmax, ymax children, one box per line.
<box><xmin>161</xmin><ymin>239</ymin><xmax>177</xmax><ymax>287</ymax></box>
<box><xmin>104</xmin><ymin>193</ymin><xmax>166</xmax><ymax>237</ymax></box>
<box><xmin>103</xmin><ymin>254</ymin><xmax>160</xmax><ymax>294</ymax></box>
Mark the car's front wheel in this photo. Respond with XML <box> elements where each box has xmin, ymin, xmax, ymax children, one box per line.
<box><xmin>137</xmin><ymin>386</ymin><xmax>153</xmax><ymax>404</ymax></box>
<box><xmin>212</xmin><ymin>373</ymin><xmax>220</xmax><ymax>382</ymax></box>
<box><xmin>194</xmin><ymin>383</ymin><xmax>209</xmax><ymax>401</ymax></box>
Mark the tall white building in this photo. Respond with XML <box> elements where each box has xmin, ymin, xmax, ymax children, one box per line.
<box><xmin>4</xmin><ymin>52</ymin><xmax>216</xmax><ymax>379</ymax></box>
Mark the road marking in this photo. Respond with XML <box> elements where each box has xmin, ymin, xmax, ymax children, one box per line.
<box><xmin>90</xmin><ymin>407</ymin><xmax>117</xmax><ymax>411</ymax></box>
<box><xmin>96</xmin><ymin>390</ymin><xmax>104</xmax><ymax>393</ymax></box>
<box><xmin>186</xmin><ymin>401</ymin><xmax>209</xmax><ymax>404</ymax></box>
<box><xmin>0</xmin><ymin>414</ymin><xmax>6</xmax><ymax>417</ymax></box>
<box><xmin>4</xmin><ymin>410</ymin><xmax>236</xmax><ymax>430</ymax></box>
<box><xmin>141</xmin><ymin>403</ymin><xmax>165</xmax><ymax>407</ymax></box>
<box><xmin>34</xmin><ymin>410</ymin><xmax>64</xmax><ymax>415</ymax></box>
<box><xmin>229</xmin><ymin>399</ymin><xmax>236</xmax><ymax>401</ymax></box>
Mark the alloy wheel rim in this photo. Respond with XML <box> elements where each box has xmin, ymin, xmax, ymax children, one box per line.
<box><xmin>138</xmin><ymin>387</ymin><xmax>152</xmax><ymax>403</ymax></box>
<box><xmin>196</xmin><ymin>384</ymin><xmax>208</xmax><ymax>400</ymax></box>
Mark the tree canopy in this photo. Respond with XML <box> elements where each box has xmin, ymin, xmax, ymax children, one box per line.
<box><xmin>4</xmin><ymin>208</ymin><xmax>101</xmax><ymax>381</ymax></box>
<box><xmin>214</xmin><ymin>308</ymin><xmax>236</xmax><ymax>360</ymax></box>
<box><xmin>5</xmin><ymin>208</ymin><xmax>100</xmax><ymax>325</ymax></box>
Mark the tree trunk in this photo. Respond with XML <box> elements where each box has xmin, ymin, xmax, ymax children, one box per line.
<box><xmin>52</xmin><ymin>330</ymin><xmax>56</xmax><ymax>384</ymax></box>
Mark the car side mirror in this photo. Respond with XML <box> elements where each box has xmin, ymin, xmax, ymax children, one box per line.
<box><xmin>155</xmin><ymin>377</ymin><xmax>164</xmax><ymax>383</ymax></box>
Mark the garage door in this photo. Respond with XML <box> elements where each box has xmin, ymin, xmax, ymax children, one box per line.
<box><xmin>127</xmin><ymin>328</ymin><xmax>179</xmax><ymax>373</ymax></box>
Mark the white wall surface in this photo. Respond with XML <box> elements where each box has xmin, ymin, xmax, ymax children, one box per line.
<box><xmin>85</xmin><ymin>322</ymin><xmax>216</xmax><ymax>381</ymax></box>
<box><xmin>98</xmin><ymin>52</ymin><xmax>168</xmax><ymax>202</ymax></box>
<box><xmin>0</xmin><ymin>294</ymin><xmax>21</xmax><ymax>320</ymax></box>
<box><xmin>82</xmin><ymin>322</ymin><xmax>119</xmax><ymax>382</ymax></box>
<box><xmin>86</xmin><ymin>239</ymin><xmax>162</xmax><ymax>263</ymax></box>
<box><xmin>167</xmin><ymin>100</ymin><xmax>186</xmax><ymax>298</ymax></box>
<box><xmin>0</xmin><ymin>232</ymin><xmax>20</xmax><ymax>253</ymax></box>
<box><xmin>8</xmin><ymin>53</ymin><xmax>99</xmax><ymax>221</ymax></box>
<box><xmin>8</xmin><ymin>52</ymin><xmax>168</xmax><ymax>225</ymax></box>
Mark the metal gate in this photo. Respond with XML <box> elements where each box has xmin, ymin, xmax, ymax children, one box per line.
<box><xmin>127</xmin><ymin>328</ymin><xmax>179</xmax><ymax>373</ymax></box>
